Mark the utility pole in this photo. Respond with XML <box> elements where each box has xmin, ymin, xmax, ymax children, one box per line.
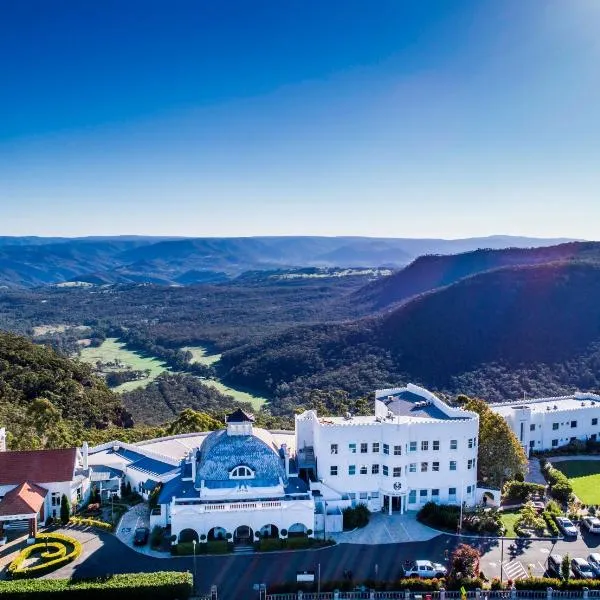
<box><xmin>317</xmin><ymin>563</ymin><xmax>321</xmax><ymax>596</ymax></box>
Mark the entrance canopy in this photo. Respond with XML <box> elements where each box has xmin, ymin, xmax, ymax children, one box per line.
<box><xmin>0</xmin><ymin>481</ymin><xmax>46</xmax><ymax>521</ymax></box>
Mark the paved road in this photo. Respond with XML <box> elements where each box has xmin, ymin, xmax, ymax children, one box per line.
<box><xmin>50</xmin><ymin>525</ymin><xmax>600</xmax><ymax>599</ymax></box>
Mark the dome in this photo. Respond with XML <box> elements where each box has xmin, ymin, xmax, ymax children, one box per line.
<box><xmin>196</xmin><ymin>428</ymin><xmax>286</xmax><ymax>488</ymax></box>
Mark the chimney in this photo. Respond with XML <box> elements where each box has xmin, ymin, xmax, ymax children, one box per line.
<box><xmin>82</xmin><ymin>441</ymin><xmax>89</xmax><ymax>470</ymax></box>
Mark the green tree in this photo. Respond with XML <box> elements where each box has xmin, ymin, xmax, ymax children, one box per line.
<box><xmin>561</xmin><ymin>553</ymin><xmax>570</xmax><ymax>580</ymax></box>
<box><xmin>164</xmin><ymin>408</ymin><xmax>223</xmax><ymax>435</ymax></box>
<box><xmin>517</xmin><ymin>501</ymin><xmax>545</xmax><ymax>532</ymax></box>
<box><xmin>460</xmin><ymin>396</ymin><xmax>527</xmax><ymax>488</ymax></box>
<box><xmin>60</xmin><ymin>494</ymin><xmax>71</xmax><ymax>525</ymax></box>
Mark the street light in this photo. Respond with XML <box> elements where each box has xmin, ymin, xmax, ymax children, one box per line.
<box><xmin>192</xmin><ymin>539</ymin><xmax>197</xmax><ymax>593</ymax></box>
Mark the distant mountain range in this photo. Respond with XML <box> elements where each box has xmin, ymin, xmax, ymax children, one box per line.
<box><xmin>0</xmin><ymin>234</ymin><xmax>579</xmax><ymax>288</ymax></box>
<box><xmin>219</xmin><ymin>241</ymin><xmax>600</xmax><ymax>407</ymax></box>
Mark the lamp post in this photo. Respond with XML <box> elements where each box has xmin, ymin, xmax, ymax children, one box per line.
<box><xmin>317</xmin><ymin>562</ymin><xmax>321</xmax><ymax>596</ymax></box>
<box><xmin>192</xmin><ymin>539</ymin><xmax>197</xmax><ymax>593</ymax></box>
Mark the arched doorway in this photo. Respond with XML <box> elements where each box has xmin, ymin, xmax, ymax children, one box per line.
<box><xmin>259</xmin><ymin>524</ymin><xmax>279</xmax><ymax>539</ymax></box>
<box><xmin>179</xmin><ymin>528</ymin><xmax>199</xmax><ymax>543</ymax></box>
<box><xmin>288</xmin><ymin>522</ymin><xmax>308</xmax><ymax>538</ymax></box>
<box><xmin>207</xmin><ymin>526</ymin><xmax>227</xmax><ymax>541</ymax></box>
<box><xmin>233</xmin><ymin>525</ymin><xmax>253</xmax><ymax>545</ymax></box>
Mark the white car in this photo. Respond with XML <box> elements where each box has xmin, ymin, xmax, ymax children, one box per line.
<box><xmin>555</xmin><ymin>516</ymin><xmax>578</xmax><ymax>537</ymax></box>
<box><xmin>587</xmin><ymin>553</ymin><xmax>600</xmax><ymax>576</ymax></box>
<box><xmin>402</xmin><ymin>560</ymin><xmax>447</xmax><ymax>578</ymax></box>
<box><xmin>583</xmin><ymin>517</ymin><xmax>600</xmax><ymax>534</ymax></box>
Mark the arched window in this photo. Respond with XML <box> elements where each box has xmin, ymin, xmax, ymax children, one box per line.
<box><xmin>230</xmin><ymin>465</ymin><xmax>254</xmax><ymax>479</ymax></box>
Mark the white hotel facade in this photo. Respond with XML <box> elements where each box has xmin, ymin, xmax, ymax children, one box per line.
<box><xmin>490</xmin><ymin>392</ymin><xmax>600</xmax><ymax>456</ymax></box>
<box><xmin>296</xmin><ymin>384</ymin><xmax>480</xmax><ymax>515</ymax></box>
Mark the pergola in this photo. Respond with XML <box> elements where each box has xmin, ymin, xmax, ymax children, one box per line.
<box><xmin>0</xmin><ymin>481</ymin><xmax>47</xmax><ymax>540</ymax></box>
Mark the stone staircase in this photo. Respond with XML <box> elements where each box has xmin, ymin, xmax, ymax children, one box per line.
<box><xmin>233</xmin><ymin>544</ymin><xmax>255</xmax><ymax>554</ymax></box>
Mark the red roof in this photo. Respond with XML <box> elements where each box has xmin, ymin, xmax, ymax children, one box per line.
<box><xmin>0</xmin><ymin>448</ymin><xmax>77</xmax><ymax>485</ymax></box>
<box><xmin>0</xmin><ymin>481</ymin><xmax>47</xmax><ymax>517</ymax></box>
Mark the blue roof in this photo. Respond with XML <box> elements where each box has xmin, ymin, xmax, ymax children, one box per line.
<box><xmin>196</xmin><ymin>430</ymin><xmax>286</xmax><ymax>487</ymax></box>
<box><xmin>157</xmin><ymin>476</ymin><xmax>197</xmax><ymax>504</ymax></box>
<box><xmin>284</xmin><ymin>477</ymin><xmax>308</xmax><ymax>495</ymax></box>
<box><xmin>111</xmin><ymin>448</ymin><xmax>177</xmax><ymax>477</ymax></box>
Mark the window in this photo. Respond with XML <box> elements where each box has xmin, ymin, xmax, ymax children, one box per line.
<box><xmin>571</xmin><ymin>421</ymin><xmax>577</xmax><ymax>428</ymax></box>
<box><xmin>468</xmin><ymin>438</ymin><xmax>473</xmax><ymax>449</ymax></box>
<box><xmin>593</xmin><ymin>418</ymin><xmax>598</xmax><ymax>426</ymax></box>
<box><xmin>349</xmin><ymin>443</ymin><xmax>357</xmax><ymax>453</ymax></box>
<box><xmin>360</xmin><ymin>465</ymin><xmax>368</xmax><ymax>475</ymax></box>
<box><xmin>372</xmin><ymin>443</ymin><xmax>380</xmax><ymax>453</ymax></box>
<box><xmin>421</xmin><ymin>462</ymin><xmax>428</xmax><ymax>472</ymax></box>
<box><xmin>409</xmin><ymin>441</ymin><xmax>417</xmax><ymax>452</ymax></box>
<box><xmin>331</xmin><ymin>444</ymin><xmax>338</xmax><ymax>454</ymax></box>
<box><xmin>450</xmin><ymin>440</ymin><xmax>457</xmax><ymax>450</ymax></box>
<box><xmin>420</xmin><ymin>489</ymin><xmax>428</xmax><ymax>498</ymax></box>
<box><xmin>393</xmin><ymin>445</ymin><xmax>402</xmax><ymax>456</ymax></box>
<box><xmin>552</xmin><ymin>439</ymin><xmax>559</xmax><ymax>447</ymax></box>
<box><xmin>449</xmin><ymin>487</ymin><xmax>457</xmax><ymax>498</ymax></box>
<box><xmin>421</xmin><ymin>440</ymin><xmax>429</xmax><ymax>451</ymax></box>
<box><xmin>449</xmin><ymin>460</ymin><xmax>457</xmax><ymax>471</ymax></box>
<box><xmin>552</xmin><ymin>422</ymin><xmax>559</xmax><ymax>430</ymax></box>
<box><xmin>372</xmin><ymin>491</ymin><xmax>379</xmax><ymax>499</ymax></box>
<box><xmin>530</xmin><ymin>424</ymin><xmax>536</xmax><ymax>431</ymax></box>
<box><xmin>409</xmin><ymin>463</ymin><xmax>417</xmax><ymax>473</ymax></box>
<box><xmin>393</xmin><ymin>467</ymin><xmax>402</xmax><ymax>477</ymax></box>
<box><xmin>348</xmin><ymin>465</ymin><xmax>356</xmax><ymax>475</ymax></box>
<box><xmin>432</xmin><ymin>461</ymin><xmax>440</xmax><ymax>472</ymax></box>
<box><xmin>359</xmin><ymin>492</ymin><xmax>368</xmax><ymax>499</ymax></box>
<box><xmin>529</xmin><ymin>440</ymin><xmax>535</xmax><ymax>449</ymax></box>
<box><xmin>433</xmin><ymin>440</ymin><xmax>440</xmax><ymax>451</ymax></box>
<box><xmin>382</xmin><ymin>465</ymin><xmax>389</xmax><ymax>476</ymax></box>
<box><xmin>230</xmin><ymin>465</ymin><xmax>254</xmax><ymax>478</ymax></box>
<box><xmin>51</xmin><ymin>492</ymin><xmax>60</xmax><ymax>507</ymax></box>
<box><xmin>330</xmin><ymin>466</ymin><xmax>338</xmax><ymax>476</ymax></box>
<box><xmin>467</xmin><ymin>459</ymin><xmax>475</xmax><ymax>469</ymax></box>
<box><xmin>76</xmin><ymin>487</ymin><xmax>82</xmax><ymax>501</ymax></box>
<box><xmin>372</xmin><ymin>464</ymin><xmax>379</xmax><ymax>475</ymax></box>
<box><xmin>409</xmin><ymin>490</ymin><xmax>417</xmax><ymax>504</ymax></box>
<box><xmin>467</xmin><ymin>485</ymin><xmax>473</xmax><ymax>494</ymax></box>
<box><xmin>383</xmin><ymin>444</ymin><xmax>389</xmax><ymax>455</ymax></box>
<box><xmin>432</xmin><ymin>488</ymin><xmax>440</xmax><ymax>498</ymax></box>
<box><xmin>360</xmin><ymin>443</ymin><xmax>368</xmax><ymax>454</ymax></box>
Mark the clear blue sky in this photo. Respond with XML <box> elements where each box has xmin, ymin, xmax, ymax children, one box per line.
<box><xmin>1</xmin><ymin>0</ymin><xmax>599</xmax><ymax>238</ymax></box>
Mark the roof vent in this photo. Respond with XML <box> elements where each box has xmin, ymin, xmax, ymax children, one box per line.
<box><xmin>375</xmin><ymin>416</ymin><xmax>382</xmax><ymax>422</ymax></box>
<box><xmin>344</xmin><ymin>412</ymin><xmax>352</xmax><ymax>420</ymax></box>
<box><xmin>593</xmin><ymin>402</ymin><xmax>596</xmax><ymax>406</ymax></box>
<box><xmin>387</xmin><ymin>411</ymin><xmax>394</xmax><ymax>420</ymax></box>
<box><xmin>387</xmin><ymin>395</ymin><xmax>394</xmax><ymax>402</ymax></box>
<box><xmin>582</xmin><ymin>402</ymin><xmax>586</xmax><ymax>407</ymax></box>
<box><xmin>546</xmin><ymin>406</ymin><xmax>550</xmax><ymax>411</ymax></box>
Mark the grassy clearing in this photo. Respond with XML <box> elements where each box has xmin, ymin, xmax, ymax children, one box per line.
<box><xmin>182</xmin><ymin>345</ymin><xmax>222</xmax><ymax>366</ymax></box>
<box><xmin>201</xmin><ymin>379</ymin><xmax>267</xmax><ymax>410</ymax></box>
<box><xmin>32</xmin><ymin>324</ymin><xmax>90</xmax><ymax>336</ymax></box>
<box><xmin>553</xmin><ymin>460</ymin><xmax>600</xmax><ymax>504</ymax></box>
<box><xmin>78</xmin><ymin>338</ymin><xmax>168</xmax><ymax>392</ymax></box>
<box><xmin>500</xmin><ymin>510</ymin><xmax>520</xmax><ymax>537</ymax></box>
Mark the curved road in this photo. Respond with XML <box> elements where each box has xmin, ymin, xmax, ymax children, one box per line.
<box><xmin>52</xmin><ymin>527</ymin><xmax>600</xmax><ymax>598</ymax></box>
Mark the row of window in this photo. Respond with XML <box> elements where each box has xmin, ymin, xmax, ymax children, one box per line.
<box><xmin>331</xmin><ymin>438</ymin><xmax>476</xmax><ymax>455</ymax></box>
<box><xmin>329</xmin><ymin>459</ymin><xmax>476</xmax><ymax>477</ymax></box>
<box><xmin>549</xmin><ymin>418</ymin><xmax>598</xmax><ymax>431</ymax></box>
<box><xmin>404</xmin><ymin>486</ymin><xmax>474</xmax><ymax>504</ymax></box>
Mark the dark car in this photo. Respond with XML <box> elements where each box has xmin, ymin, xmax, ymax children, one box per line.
<box><xmin>133</xmin><ymin>527</ymin><xmax>149</xmax><ymax>546</ymax></box>
<box><xmin>547</xmin><ymin>554</ymin><xmax>564</xmax><ymax>579</ymax></box>
<box><xmin>571</xmin><ymin>558</ymin><xmax>595</xmax><ymax>579</ymax></box>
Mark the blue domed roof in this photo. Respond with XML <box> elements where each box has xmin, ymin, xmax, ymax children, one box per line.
<box><xmin>196</xmin><ymin>429</ymin><xmax>286</xmax><ymax>489</ymax></box>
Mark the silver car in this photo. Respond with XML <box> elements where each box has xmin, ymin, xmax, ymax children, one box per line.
<box><xmin>587</xmin><ymin>553</ymin><xmax>600</xmax><ymax>576</ymax></box>
<box><xmin>571</xmin><ymin>558</ymin><xmax>595</xmax><ymax>579</ymax></box>
<box><xmin>556</xmin><ymin>516</ymin><xmax>578</xmax><ymax>537</ymax></box>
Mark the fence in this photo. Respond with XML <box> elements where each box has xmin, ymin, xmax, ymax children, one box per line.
<box><xmin>265</xmin><ymin>589</ymin><xmax>600</xmax><ymax>600</ymax></box>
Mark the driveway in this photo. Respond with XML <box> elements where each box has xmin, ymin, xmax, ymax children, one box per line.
<box><xmin>114</xmin><ymin>502</ymin><xmax>166</xmax><ymax>557</ymax></box>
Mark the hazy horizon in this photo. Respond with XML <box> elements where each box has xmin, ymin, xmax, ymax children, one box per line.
<box><xmin>2</xmin><ymin>1</ymin><xmax>599</xmax><ymax>238</ymax></box>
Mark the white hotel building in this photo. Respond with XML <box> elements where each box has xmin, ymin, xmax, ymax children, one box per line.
<box><xmin>490</xmin><ymin>392</ymin><xmax>600</xmax><ymax>456</ymax></box>
<box><xmin>296</xmin><ymin>384</ymin><xmax>480</xmax><ymax>516</ymax></box>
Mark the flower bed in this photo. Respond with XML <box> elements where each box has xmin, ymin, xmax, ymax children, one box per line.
<box><xmin>8</xmin><ymin>532</ymin><xmax>82</xmax><ymax>579</ymax></box>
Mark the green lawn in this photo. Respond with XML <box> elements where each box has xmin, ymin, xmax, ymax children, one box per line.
<box><xmin>78</xmin><ymin>338</ymin><xmax>168</xmax><ymax>392</ymax></box>
<box><xmin>200</xmin><ymin>378</ymin><xmax>267</xmax><ymax>411</ymax></box>
<box><xmin>553</xmin><ymin>460</ymin><xmax>600</xmax><ymax>504</ymax></box>
<box><xmin>500</xmin><ymin>511</ymin><xmax>520</xmax><ymax>537</ymax></box>
<box><xmin>181</xmin><ymin>345</ymin><xmax>222</xmax><ymax>366</ymax></box>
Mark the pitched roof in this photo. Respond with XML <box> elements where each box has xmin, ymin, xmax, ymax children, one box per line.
<box><xmin>226</xmin><ymin>408</ymin><xmax>254</xmax><ymax>423</ymax></box>
<box><xmin>0</xmin><ymin>481</ymin><xmax>47</xmax><ymax>517</ymax></box>
<box><xmin>0</xmin><ymin>448</ymin><xmax>77</xmax><ymax>485</ymax></box>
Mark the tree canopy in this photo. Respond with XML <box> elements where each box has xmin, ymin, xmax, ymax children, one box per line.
<box><xmin>459</xmin><ymin>395</ymin><xmax>527</xmax><ymax>489</ymax></box>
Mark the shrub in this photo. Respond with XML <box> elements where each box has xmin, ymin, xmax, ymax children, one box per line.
<box><xmin>515</xmin><ymin>577</ymin><xmax>561</xmax><ymax>590</ymax></box>
<box><xmin>0</xmin><ymin>571</ymin><xmax>192</xmax><ymax>599</ymax></box>
<box><xmin>542</xmin><ymin>511</ymin><xmax>560</xmax><ymax>537</ymax></box>
<box><xmin>69</xmin><ymin>516</ymin><xmax>113</xmax><ymax>531</ymax></box>
<box><xmin>8</xmin><ymin>532</ymin><xmax>82</xmax><ymax>579</ymax></box>
<box><xmin>150</xmin><ymin>526</ymin><xmax>165</xmax><ymax>549</ymax></box>
<box><xmin>502</xmin><ymin>480</ymin><xmax>545</xmax><ymax>502</ymax></box>
<box><xmin>417</xmin><ymin>502</ymin><xmax>460</xmax><ymax>530</ymax></box>
<box><xmin>543</xmin><ymin>463</ymin><xmax>573</xmax><ymax>503</ymax></box>
<box><xmin>342</xmin><ymin>503</ymin><xmax>370</xmax><ymax>529</ymax></box>
<box><xmin>60</xmin><ymin>494</ymin><xmax>71</xmax><ymax>525</ymax></box>
<box><xmin>450</xmin><ymin>544</ymin><xmax>480</xmax><ymax>579</ymax></box>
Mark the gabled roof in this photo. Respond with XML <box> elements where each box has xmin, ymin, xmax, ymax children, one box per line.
<box><xmin>226</xmin><ymin>408</ymin><xmax>254</xmax><ymax>423</ymax></box>
<box><xmin>0</xmin><ymin>448</ymin><xmax>77</xmax><ymax>485</ymax></box>
<box><xmin>0</xmin><ymin>481</ymin><xmax>47</xmax><ymax>517</ymax></box>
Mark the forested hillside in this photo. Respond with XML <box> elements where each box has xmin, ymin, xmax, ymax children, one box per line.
<box><xmin>221</xmin><ymin>261</ymin><xmax>600</xmax><ymax>406</ymax></box>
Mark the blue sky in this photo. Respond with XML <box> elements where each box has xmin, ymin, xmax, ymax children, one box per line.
<box><xmin>1</xmin><ymin>0</ymin><xmax>599</xmax><ymax>238</ymax></box>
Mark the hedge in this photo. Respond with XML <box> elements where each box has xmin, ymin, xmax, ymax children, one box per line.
<box><xmin>515</xmin><ymin>578</ymin><xmax>600</xmax><ymax>590</ymax></box>
<box><xmin>502</xmin><ymin>481</ymin><xmax>545</xmax><ymax>503</ymax></box>
<box><xmin>0</xmin><ymin>571</ymin><xmax>193</xmax><ymax>599</ymax></box>
<box><xmin>8</xmin><ymin>533</ymin><xmax>82</xmax><ymax>579</ymax></box>
<box><xmin>69</xmin><ymin>516</ymin><xmax>113</xmax><ymax>531</ymax></box>
<box><xmin>543</xmin><ymin>463</ymin><xmax>573</xmax><ymax>503</ymax></box>
<box><xmin>542</xmin><ymin>511</ymin><xmax>560</xmax><ymax>537</ymax></box>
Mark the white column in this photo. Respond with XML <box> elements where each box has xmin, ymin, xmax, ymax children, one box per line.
<box><xmin>388</xmin><ymin>496</ymin><xmax>392</xmax><ymax>516</ymax></box>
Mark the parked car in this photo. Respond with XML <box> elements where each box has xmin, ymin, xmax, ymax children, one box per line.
<box><xmin>571</xmin><ymin>558</ymin><xmax>595</xmax><ymax>579</ymax></box>
<box><xmin>555</xmin><ymin>516</ymin><xmax>578</xmax><ymax>537</ymax></box>
<box><xmin>547</xmin><ymin>554</ymin><xmax>564</xmax><ymax>579</ymax></box>
<box><xmin>583</xmin><ymin>517</ymin><xmax>600</xmax><ymax>534</ymax></box>
<box><xmin>587</xmin><ymin>553</ymin><xmax>600</xmax><ymax>576</ymax></box>
<box><xmin>402</xmin><ymin>560</ymin><xmax>447</xmax><ymax>578</ymax></box>
<box><xmin>133</xmin><ymin>527</ymin><xmax>149</xmax><ymax>546</ymax></box>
